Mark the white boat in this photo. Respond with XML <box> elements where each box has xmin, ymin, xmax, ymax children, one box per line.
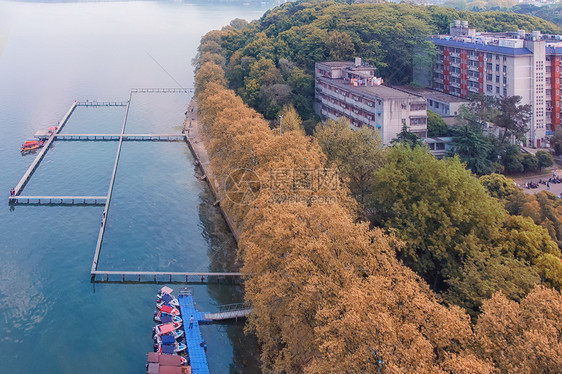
<box><xmin>155</xmin><ymin>342</ymin><xmax>187</xmax><ymax>354</ymax></box>
<box><xmin>154</xmin><ymin>311</ymin><xmax>182</xmax><ymax>323</ymax></box>
<box><xmin>153</xmin><ymin>330</ymin><xmax>184</xmax><ymax>344</ymax></box>
<box><xmin>156</xmin><ymin>302</ymin><xmax>180</xmax><ymax>316</ymax></box>
<box><xmin>153</xmin><ymin>322</ymin><xmax>182</xmax><ymax>336</ymax></box>
<box><xmin>156</xmin><ymin>292</ymin><xmax>179</xmax><ymax>308</ymax></box>
<box><xmin>156</xmin><ymin>286</ymin><xmax>174</xmax><ymax>298</ymax></box>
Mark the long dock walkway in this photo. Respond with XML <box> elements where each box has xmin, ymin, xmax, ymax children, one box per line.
<box><xmin>10</xmin><ymin>196</ymin><xmax>106</xmax><ymax>205</ymax></box>
<box><xmin>178</xmin><ymin>289</ymin><xmax>210</xmax><ymax>374</ymax></box>
<box><xmin>55</xmin><ymin>134</ymin><xmax>186</xmax><ymax>141</ymax></box>
<box><xmin>90</xmin><ymin>91</ymin><xmax>132</xmax><ymax>277</ymax></box>
<box><xmin>201</xmin><ymin>308</ymin><xmax>251</xmax><ymax>322</ymax></box>
<box><xmin>10</xmin><ymin>102</ymin><xmax>76</xmax><ymax>199</ymax></box>
<box><xmin>91</xmin><ymin>270</ymin><xmax>242</xmax><ymax>283</ymax></box>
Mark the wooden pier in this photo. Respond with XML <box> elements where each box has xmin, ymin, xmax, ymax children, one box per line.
<box><xmin>11</xmin><ymin>102</ymin><xmax>76</xmax><ymax>197</ymax></box>
<box><xmin>54</xmin><ymin>133</ymin><xmax>187</xmax><ymax>141</ymax></box>
<box><xmin>201</xmin><ymin>303</ymin><xmax>251</xmax><ymax>322</ymax></box>
<box><xmin>131</xmin><ymin>88</ymin><xmax>193</xmax><ymax>94</ymax></box>
<box><xmin>91</xmin><ymin>270</ymin><xmax>242</xmax><ymax>283</ymax></box>
<box><xmin>90</xmin><ymin>92</ymin><xmax>132</xmax><ymax>278</ymax></box>
<box><xmin>8</xmin><ymin>196</ymin><xmax>107</xmax><ymax>205</ymax></box>
<box><xmin>75</xmin><ymin>101</ymin><xmax>128</xmax><ymax>107</ymax></box>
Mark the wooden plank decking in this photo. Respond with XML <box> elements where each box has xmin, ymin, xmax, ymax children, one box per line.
<box><xmin>131</xmin><ymin>88</ymin><xmax>193</xmax><ymax>94</ymax></box>
<box><xmin>75</xmin><ymin>101</ymin><xmax>128</xmax><ymax>107</ymax></box>
<box><xmin>8</xmin><ymin>196</ymin><xmax>107</xmax><ymax>205</ymax></box>
<box><xmin>55</xmin><ymin>134</ymin><xmax>187</xmax><ymax>141</ymax></box>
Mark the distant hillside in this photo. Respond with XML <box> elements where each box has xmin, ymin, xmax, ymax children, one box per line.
<box><xmin>441</xmin><ymin>1</ymin><xmax>562</xmax><ymax>26</ymax></box>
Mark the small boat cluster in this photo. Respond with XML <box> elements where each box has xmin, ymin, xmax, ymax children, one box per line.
<box><xmin>151</xmin><ymin>287</ymin><xmax>189</xmax><ymax>364</ymax></box>
<box><xmin>20</xmin><ymin>125</ymin><xmax>57</xmax><ymax>153</ymax></box>
<box><xmin>20</xmin><ymin>138</ymin><xmax>45</xmax><ymax>153</ymax></box>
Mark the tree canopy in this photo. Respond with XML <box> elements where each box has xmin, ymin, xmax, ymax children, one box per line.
<box><xmin>194</xmin><ymin>7</ymin><xmax>562</xmax><ymax>372</ymax></box>
<box><xmin>200</xmin><ymin>0</ymin><xmax>558</xmax><ymax>120</ymax></box>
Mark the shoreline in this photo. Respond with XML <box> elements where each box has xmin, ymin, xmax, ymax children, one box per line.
<box><xmin>183</xmin><ymin>97</ymin><xmax>240</xmax><ymax>242</ymax></box>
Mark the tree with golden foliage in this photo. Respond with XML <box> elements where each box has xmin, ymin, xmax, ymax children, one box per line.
<box><xmin>475</xmin><ymin>286</ymin><xmax>562</xmax><ymax>373</ymax></box>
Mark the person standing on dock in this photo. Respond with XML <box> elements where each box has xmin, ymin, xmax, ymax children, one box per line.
<box><xmin>189</xmin><ymin>315</ymin><xmax>194</xmax><ymax>329</ymax></box>
<box><xmin>10</xmin><ymin>188</ymin><xmax>15</xmax><ymax>196</ymax></box>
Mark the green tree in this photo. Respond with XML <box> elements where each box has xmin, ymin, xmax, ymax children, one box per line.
<box><xmin>492</xmin><ymin>95</ymin><xmax>532</xmax><ymax>144</ymax></box>
<box><xmin>391</xmin><ymin>123</ymin><xmax>424</xmax><ymax>148</ymax></box>
<box><xmin>325</xmin><ymin>31</ymin><xmax>355</xmax><ymax>61</ymax></box>
<box><xmin>315</xmin><ymin>118</ymin><xmax>385</xmax><ymax>207</ymax></box>
<box><xmin>522</xmin><ymin>153</ymin><xmax>539</xmax><ymax>173</ymax></box>
<box><xmin>371</xmin><ymin>146</ymin><xmax>505</xmax><ymax>289</ymax></box>
<box><xmin>502</xmin><ymin>144</ymin><xmax>524</xmax><ymax>174</ymax></box>
<box><xmin>446</xmin><ymin>253</ymin><xmax>540</xmax><ymax>318</ymax></box>
<box><xmin>536</xmin><ymin>150</ymin><xmax>553</xmax><ymax>171</ymax></box>
<box><xmin>449</xmin><ymin>124</ymin><xmax>495</xmax><ymax>175</ymax></box>
<box><xmin>427</xmin><ymin>110</ymin><xmax>449</xmax><ymax>137</ymax></box>
<box><xmin>551</xmin><ymin>127</ymin><xmax>562</xmax><ymax>155</ymax></box>
<box><xmin>479</xmin><ymin>173</ymin><xmax>518</xmax><ymax>200</ymax></box>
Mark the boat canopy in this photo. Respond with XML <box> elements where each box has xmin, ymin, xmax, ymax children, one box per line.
<box><xmin>159</xmin><ymin>323</ymin><xmax>175</xmax><ymax>334</ymax></box>
<box><xmin>160</xmin><ymin>315</ymin><xmax>173</xmax><ymax>324</ymax></box>
<box><xmin>161</xmin><ymin>304</ymin><xmax>174</xmax><ymax>314</ymax></box>
<box><xmin>147</xmin><ymin>352</ymin><xmax>159</xmax><ymax>363</ymax></box>
<box><xmin>161</xmin><ymin>345</ymin><xmax>174</xmax><ymax>355</ymax></box>
<box><xmin>159</xmin><ymin>354</ymin><xmax>182</xmax><ymax>366</ymax></box>
<box><xmin>161</xmin><ymin>294</ymin><xmax>173</xmax><ymax>303</ymax></box>
<box><xmin>161</xmin><ymin>335</ymin><xmax>175</xmax><ymax>345</ymax></box>
<box><xmin>160</xmin><ymin>286</ymin><xmax>173</xmax><ymax>295</ymax></box>
<box><xmin>147</xmin><ymin>362</ymin><xmax>159</xmax><ymax>374</ymax></box>
<box><xmin>159</xmin><ymin>367</ymin><xmax>182</xmax><ymax>374</ymax></box>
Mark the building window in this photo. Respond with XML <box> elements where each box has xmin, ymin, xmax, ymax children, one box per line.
<box><xmin>496</xmin><ymin>76</ymin><xmax>500</xmax><ymax>83</ymax></box>
<box><xmin>503</xmin><ymin>56</ymin><xmax>507</xmax><ymax>62</ymax></box>
<box><xmin>487</xmin><ymin>84</ymin><xmax>492</xmax><ymax>92</ymax></box>
<box><xmin>503</xmin><ymin>77</ymin><xmax>507</xmax><ymax>84</ymax></box>
<box><xmin>496</xmin><ymin>87</ymin><xmax>500</xmax><ymax>94</ymax></box>
<box><xmin>487</xmin><ymin>73</ymin><xmax>492</xmax><ymax>81</ymax></box>
<box><xmin>410</xmin><ymin>103</ymin><xmax>427</xmax><ymax>111</ymax></box>
<box><xmin>495</xmin><ymin>65</ymin><xmax>500</xmax><ymax>72</ymax></box>
<box><xmin>410</xmin><ymin>117</ymin><xmax>427</xmax><ymax>125</ymax></box>
<box><xmin>503</xmin><ymin>88</ymin><xmax>507</xmax><ymax>96</ymax></box>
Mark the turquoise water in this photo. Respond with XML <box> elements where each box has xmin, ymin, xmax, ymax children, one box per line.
<box><xmin>0</xmin><ymin>1</ymin><xmax>269</xmax><ymax>373</ymax></box>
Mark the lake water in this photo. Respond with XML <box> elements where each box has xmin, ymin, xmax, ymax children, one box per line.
<box><xmin>0</xmin><ymin>1</ymin><xmax>271</xmax><ymax>373</ymax></box>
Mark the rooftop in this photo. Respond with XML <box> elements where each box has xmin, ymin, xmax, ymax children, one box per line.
<box><xmin>318</xmin><ymin>76</ymin><xmax>424</xmax><ymax>101</ymax></box>
<box><xmin>392</xmin><ymin>86</ymin><xmax>469</xmax><ymax>104</ymax></box>
<box><xmin>431</xmin><ymin>37</ymin><xmax>533</xmax><ymax>55</ymax></box>
<box><xmin>316</xmin><ymin>61</ymin><xmax>355</xmax><ymax>68</ymax></box>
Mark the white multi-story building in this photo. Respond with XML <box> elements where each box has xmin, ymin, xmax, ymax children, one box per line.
<box><xmin>430</xmin><ymin>20</ymin><xmax>562</xmax><ymax>148</ymax></box>
<box><xmin>315</xmin><ymin>59</ymin><xmax>428</xmax><ymax>145</ymax></box>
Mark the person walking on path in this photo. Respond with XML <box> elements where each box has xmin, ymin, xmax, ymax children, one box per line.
<box><xmin>548</xmin><ymin>181</ymin><xmax>551</xmax><ymax>190</ymax></box>
<box><xmin>189</xmin><ymin>315</ymin><xmax>194</xmax><ymax>329</ymax></box>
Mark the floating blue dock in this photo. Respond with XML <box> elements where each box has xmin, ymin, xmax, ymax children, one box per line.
<box><xmin>178</xmin><ymin>289</ymin><xmax>210</xmax><ymax>374</ymax></box>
